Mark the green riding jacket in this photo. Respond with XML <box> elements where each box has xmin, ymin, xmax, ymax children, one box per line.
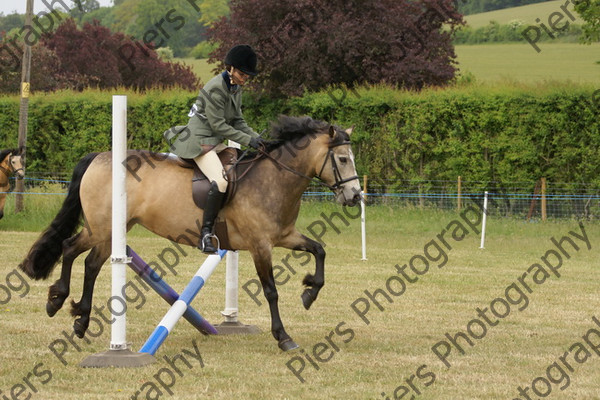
<box><xmin>164</xmin><ymin>72</ymin><xmax>259</xmax><ymax>159</ymax></box>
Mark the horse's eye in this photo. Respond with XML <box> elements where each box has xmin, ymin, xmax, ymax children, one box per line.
<box><xmin>338</xmin><ymin>157</ymin><xmax>348</xmax><ymax>164</ymax></box>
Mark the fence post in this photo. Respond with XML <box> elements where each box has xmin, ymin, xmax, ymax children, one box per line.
<box><xmin>541</xmin><ymin>177</ymin><xmax>547</xmax><ymax>221</ymax></box>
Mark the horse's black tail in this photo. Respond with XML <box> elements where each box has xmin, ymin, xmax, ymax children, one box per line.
<box><xmin>19</xmin><ymin>153</ymin><xmax>99</xmax><ymax>280</ymax></box>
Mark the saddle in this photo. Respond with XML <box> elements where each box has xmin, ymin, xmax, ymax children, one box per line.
<box><xmin>175</xmin><ymin>147</ymin><xmax>239</xmax><ymax>209</ymax></box>
<box><xmin>174</xmin><ymin>147</ymin><xmax>240</xmax><ymax>250</ymax></box>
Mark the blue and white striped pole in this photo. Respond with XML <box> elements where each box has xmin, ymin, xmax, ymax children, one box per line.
<box><xmin>139</xmin><ymin>249</ymin><xmax>227</xmax><ymax>355</ymax></box>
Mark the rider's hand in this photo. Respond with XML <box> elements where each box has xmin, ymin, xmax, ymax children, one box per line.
<box><xmin>249</xmin><ymin>137</ymin><xmax>267</xmax><ymax>149</ymax></box>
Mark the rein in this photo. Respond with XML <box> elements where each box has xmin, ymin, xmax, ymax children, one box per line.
<box><xmin>231</xmin><ymin>139</ymin><xmax>359</xmax><ymax>191</ymax></box>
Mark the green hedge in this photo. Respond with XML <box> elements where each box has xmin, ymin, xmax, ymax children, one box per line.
<box><xmin>1</xmin><ymin>85</ymin><xmax>598</xmax><ymax>191</ymax></box>
<box><xmin>295</xmin><ymin>85</ymin><xmax>600</xmax><ymax>191</ymax></box>
<box><xmin>453</xmin><ymin>21</ymin><xmax>583</xmax><ymax>45</ymax></box>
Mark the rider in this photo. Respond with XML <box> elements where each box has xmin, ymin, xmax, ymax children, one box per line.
<box><xmin>165</xmin><ymin>44</ymin><xmax>266</xmax><ymax>253</ymax></box>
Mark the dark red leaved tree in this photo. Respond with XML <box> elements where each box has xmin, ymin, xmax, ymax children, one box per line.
<box><xmin>0</xmin><ymin>43</ymin><xmax>61</xmax><ymax>93</ymax></box>
<box><xmin>41</xmin><ymin>19</ymin><xmax>200</xmax><ymax>91</ymax></box>
<box><xmin>208</xmin><ymin>0</ymin><xmax>464</xmax><ymax>96</ymax></box>
<box><xmin>0</xmin><ymin>19</ymin><xmax>200</xmax><ymax>93</ymax></box>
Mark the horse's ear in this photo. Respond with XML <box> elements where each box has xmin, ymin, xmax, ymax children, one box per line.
<box><xmin>345</xmin><ymin>125</ymin><xmax>355</xmax><ymax>136</ymax></box>
<box><xmin>328</xmin><ymin>125</ymin><xmax>338</xmax><ymax>139</ymax></box>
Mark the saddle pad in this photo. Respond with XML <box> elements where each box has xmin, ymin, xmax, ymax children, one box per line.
<box><xmin>190</xmin><ymin>147</ymin><xmax>238</xmax><ymax>209</ymax></box>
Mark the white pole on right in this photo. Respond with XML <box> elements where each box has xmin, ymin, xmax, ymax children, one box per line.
<box><xmin>479</xmin><ymin>191</ymin><xmax>489</xmax><ymax>249</ymax></box>
<box><xmin>361</xmin><ymin>191</ymin><xmax>367</xmax><ymax>260</ymax></box>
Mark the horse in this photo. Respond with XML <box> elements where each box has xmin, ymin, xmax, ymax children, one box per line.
<box><xmin>19</xmin><ymin>115</ymin><xmax>362</xmax><ymax>351</ymax></box>
<box><xmin>0</xmin><ymin>148</ymin><xmax>25</xmax><ymax>219</ymax></box>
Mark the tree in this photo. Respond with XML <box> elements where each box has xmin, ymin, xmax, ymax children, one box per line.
<box><xmin>198</xmin><ymin>0</ymin><xmax>229</xmax><ymax>27</ymax></box>
<box><xmin>0</xmin><ymin>18</ymin><xmax>200</xmax><ymax>93</ymax></box>
<box><xmin>0</xmin><ymin>12</ymin><xmax>25</xmax><ymax>38</ymax></box>
<box><xmin>109</xmin><ymin>0</ymin><xmax>206</xmax><ymax>57</ymax></box>
<box><xmin>0</xmin><ymin>43</ymin><xmax>61</xmax><ymax>93</ymax></box>
<box><xmin>130</xmin><ymin>0</ymin><xmax>206</xmax><ymax>56</ymax></box>
<box><xmin>575</xmin><ymin>0</ymin><xmax>600</xmax><ymax>44</ymax></box>
<box><xmin>70</xmin><ymin>0</ymin><xmax>100</xmax><ymax>22</ymax></box>
<box><xmin>208</xmin><ymin>0</ymin><xmax>464</xmax><ymax>97</ymax></box>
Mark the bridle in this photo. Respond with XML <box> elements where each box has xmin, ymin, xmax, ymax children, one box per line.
<box><xmin>315</xmin><ymin>140</ymin><xmax>360</xmax><ymax>190</ymax></box>
<box><xmin>9</xmin><ymin>154</ymin><xmax>24</xmax><ymax>176</ymax></box>
<box><xmin>252</xmin><ymin>139</ymin><xmax>360</xmax><ymax>191</ymax></box>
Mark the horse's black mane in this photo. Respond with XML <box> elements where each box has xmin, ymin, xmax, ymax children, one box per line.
<box><xmin>0</xmin><ymin>148</ymin><xmax>19</xmax><ymax>163</ymax></box>
<box><xmin>263</xmin><ymin>115</ymin><xmax>348</xmax><ymax>152</ymax></box>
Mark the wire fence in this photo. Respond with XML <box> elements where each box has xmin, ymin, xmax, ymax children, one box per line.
<box><xmin>307</xmin><ymin>178</ymin><xmax>600</xmax><ymax>220</ymax></box>
<box><xmin>6</xmin><ymin>174</ymin><xmax>600</xmax><ymax>220</ymax></box>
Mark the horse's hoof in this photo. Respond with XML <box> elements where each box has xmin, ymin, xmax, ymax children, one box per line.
<box><xmin>46</xmin><ymin>302</ymin><xmax>59</xmax><ymax>317</ymax></box>
<box><xmin>73</xmin><ymin>319</ymin><xmax>87</xmax><ymax>338</ymax></box>
<box><xmin>301</xmin><ymin>290</ymin><xmax>314</xmax><ymax>310</ymax></box>
<box><xmin>278</xmin><ymin>338</ymin><xmax>299</xmax><ymax>352</ymax></box>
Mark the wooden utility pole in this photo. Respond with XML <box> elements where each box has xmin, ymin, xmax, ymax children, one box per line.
<box><xmin>15</xmin><ymin>0</ymin><xmax>34</xmax><ymax>212</ymax></box>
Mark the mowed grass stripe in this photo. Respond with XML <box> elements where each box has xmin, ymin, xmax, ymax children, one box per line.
<box><xmin>464</xmin><ymin>0</ymin><xmax>584</xmax><ymax>28</ymax></box>
<box><xmin>455</xmin><ymin>42</ymin><xmax>600</xmax><ymax>84</ymax></box>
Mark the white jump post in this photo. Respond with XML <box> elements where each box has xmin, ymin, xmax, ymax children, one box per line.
<box><xmin>215</xmin><ymin>140</ymin><xmax>260</xmax><ymax>334</ymax></box>
<box><xmin>80</xmin><ymin>95</ymin><xmax>154</xmax><ymax>367</ymax></box>
<box><xmin>361</xmin><ymin>193</ymin><xmax>367</xmax><ymax>260</ymax></box>
<box><xmin>361</xmin><ymin>175</ymin><xmax>367</xmax><ymax>261</ymax></box>
<box><xmin>479</xmin><ymin>191</ymin><xmax>489</xmax><ymax>249</ymax></box>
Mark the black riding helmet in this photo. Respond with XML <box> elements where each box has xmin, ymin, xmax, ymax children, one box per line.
<box><xmin>224</xmin><ymin>44</ymin><xmax>258</xmax><ymax>76</ymax></box>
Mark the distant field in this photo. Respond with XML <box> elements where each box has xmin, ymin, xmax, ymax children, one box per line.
<box><xmin>177</xmin><ymin>57</ymin><xmax>216</xmax><ymax>84</ymax></box>
<box><xmin>455</xmin><ymin>42</ymin><xmax>600</xmax><ymax>84</ymax></box>
<box><xmin>464</xmin><ymin>0</ymin><xmax>583</xmax><ymax>28</ymax></box>
<box><xmin>181</xmin><ymin>43</ymin><xmax>599</xmax><ymax>87</ymax></box>
<box><xmin>177</xmin><ymin>41</ymin><xmax>599</xmax><ymax>89</ymax></box>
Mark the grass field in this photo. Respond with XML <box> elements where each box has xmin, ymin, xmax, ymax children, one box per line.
<box><xmin>464</xmin><ymin>0</ymin><xmax>583</xmax><ymax>28</ymax></box>
<box><xmin>177</xmin><ymin>57</ymin><xmax>217</xmax><ymax>84</ymax></box>
<box><xmin>178</xmin><ymin>41</ymin><xmax>600</xmax><ymax>89</ymax></box>
<box><xmin>454</xmin><ymin>42</ymin><xmax>600</xmax><ymax>84</ymax></box>
<box><xmin>1</xmin><ymin>200</ymin><xmax>600</xmax><ymax>399</ymax></box>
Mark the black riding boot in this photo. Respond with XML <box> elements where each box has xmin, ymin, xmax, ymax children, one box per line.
<box><xmin>199</xmin><ymin>181</ymin><xmax>225</xmax><ymax>254</ymax></box>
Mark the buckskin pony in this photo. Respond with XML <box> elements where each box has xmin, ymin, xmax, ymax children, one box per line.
<box><xmin>19</xmin><ymin>116</ymin><xmax>362</xmax><ymax>351</ymax></box>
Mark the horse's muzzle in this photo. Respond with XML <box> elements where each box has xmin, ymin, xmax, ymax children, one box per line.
<box><xmin>343</xmin><ymin>192</ymin><xmax>362</xmax><ymax>207</ymax></box>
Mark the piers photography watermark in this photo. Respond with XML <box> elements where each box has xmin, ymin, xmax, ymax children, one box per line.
<box><xmin>285</xmin><ymin>197</ymin><xmax>497</xmax><ymax>383</ymax></box>
<box><xmin>2</xmin><ymin>222</ymin><xmax>204</xmax><ymax>399</ymax></box>
<box><xmin>129</xmin><ymin>339</ymin><xmax>205</xmax><ymax>400</ymax></box>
